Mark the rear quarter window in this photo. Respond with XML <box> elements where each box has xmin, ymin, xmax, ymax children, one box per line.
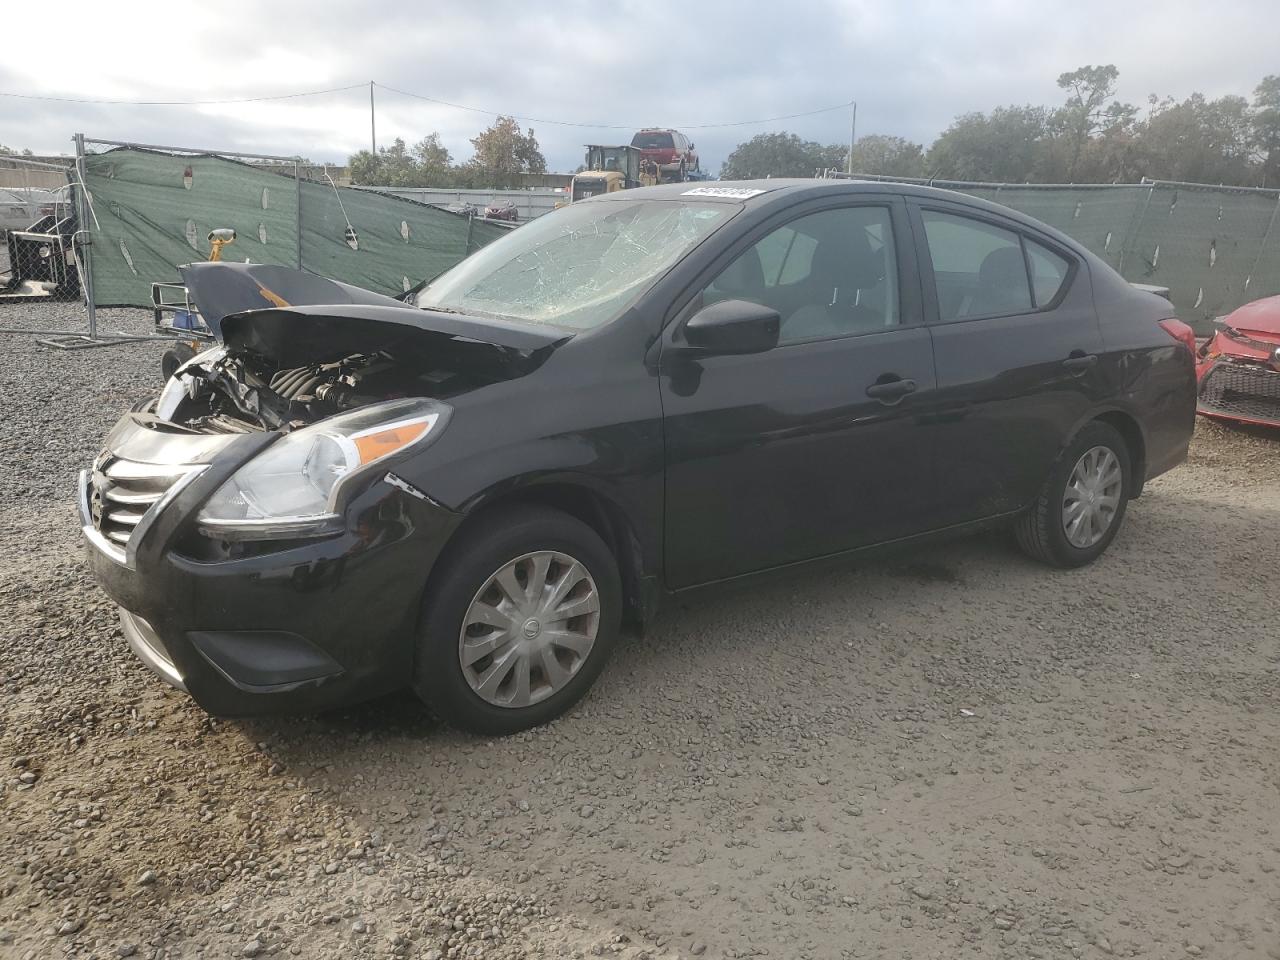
<box><xmin>1026</xmin><ymin>239</ymin><xmax>1071</xmax><ymax>306</ymax></box>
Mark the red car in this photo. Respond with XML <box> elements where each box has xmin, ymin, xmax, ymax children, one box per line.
<box><xmin>1196</xmin><ymin>294</ymin><xmax>1280</xmax><ymax>427</ymax></box>
<box><xmin>630</xmin><ymin>129</ymin><xmax>699</xmax><ymax>181</ymax></box>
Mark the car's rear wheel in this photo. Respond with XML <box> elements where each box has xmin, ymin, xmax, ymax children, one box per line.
<box><xmin>413</xmin><ymin>505</ymin><xmax>621</xmax><ymax>735</ymax></box>
<box><xmin>1014</xmin><ymin>421</ymin><xmax>1131</xmax><ymax>568</ymax></box>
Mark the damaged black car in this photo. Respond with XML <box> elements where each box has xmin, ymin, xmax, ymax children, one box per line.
<box><xmin>80</xmin><ymin>180</ymin><xmax>1195</xmax><ymax>734</ymax></box>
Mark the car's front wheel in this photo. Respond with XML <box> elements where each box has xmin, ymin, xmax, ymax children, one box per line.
<box><xmin>161</xmin><ymin>341</ymin><xmax>198</xmax><ymax>381</ymax></box>
<box><xmin>1015</xmin><ymin>421</ymin><xmax>1131</xmax><ymax>568</ymax></box>
<box><xmin>413</xmin><ymin>505</ymin><xmax>621</xmax><ymax>735</ymax></box>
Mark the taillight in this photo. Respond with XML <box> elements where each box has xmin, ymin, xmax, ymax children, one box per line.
<box><xmin>1158</xmin><ymin>318</ymin><xmax>1197</xmax><ymax>356</ymax></box>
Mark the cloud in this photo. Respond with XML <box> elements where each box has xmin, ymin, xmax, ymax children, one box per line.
<box><xmin>1</xmin><ymin>0</ymin><xmax>1275</xmax><ymax>174</ymax></box>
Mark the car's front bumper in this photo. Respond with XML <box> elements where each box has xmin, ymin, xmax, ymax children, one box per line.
<box><xmin>79</xmin><ymin>413</ymin><xmax>461</xmax><ymax>716</ymax></box>
<box><xmin>119</xmin><ymin>607</ymin><xmax>187</xmax><ymax>691</ymax></box>
<box><xmin>1196</xmin><ymin>358</ymin><xmax>1280</xmax><ymax>427</ymax></box>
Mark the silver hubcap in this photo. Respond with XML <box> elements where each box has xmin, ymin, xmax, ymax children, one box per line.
<box><xmin>1062</xmin><ymin>445</ymin><xmax>1122</xmax><ymax>548</ymax></box>
<box><xmin>459</xmin><ymin>551</ymin><xmax>600</xmax><ymax>709</ymax></box>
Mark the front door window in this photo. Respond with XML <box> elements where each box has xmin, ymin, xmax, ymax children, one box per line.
<box><xmin>702</xmin><ymin>206</ymin><xmax>899</xmax><ymax>343</ymax></box>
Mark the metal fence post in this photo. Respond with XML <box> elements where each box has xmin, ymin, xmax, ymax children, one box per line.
<box><xmin>1244</xmin><ymin>193</ymin><xmax>1280</xmax><ymax>295</ymax></box>
<box><xmin>73</xmin><ymin>132</ymin><xmax>98</xmax><ymax>340</ymax></box>
<box><xmin>294</xmin><ymin>161</ymin><xmax>304</xmax><ymax>269</ymax></box>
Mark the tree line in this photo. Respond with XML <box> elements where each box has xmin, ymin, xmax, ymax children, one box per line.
<box><xmin>722</xmin><ymin>66</ymin><xmax>1280</xmax><ymax>188</ymax></box>
<box><xmin>348</xmin><ymin>116</ymin><xmax>548</xmax><ymax>189</ymax></box>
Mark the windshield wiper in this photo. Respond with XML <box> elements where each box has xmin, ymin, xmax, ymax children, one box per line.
<box><xmin>419</xmin><ymin>303</ymin><xmax>527</xmax><ymax>324</ymax></box>
<box><xmin>416</xmin><ymin>304</ymin><xmax>470</xmax><ymax>315</ymax></box>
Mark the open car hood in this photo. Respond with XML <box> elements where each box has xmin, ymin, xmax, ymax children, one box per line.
<box><xmin>220</xmin><ymin>304</ymin><xmax>569</xmax><ymax>367</ymax></box>
<box><xmin>181</xmin><ymin>262</ymin><xmax>570</xmax><ymax>367</ymax></box>
<box><xmin>181</xmin><ymin>261</ymin><xmax>411</xmax><ymax>338</ymax></box>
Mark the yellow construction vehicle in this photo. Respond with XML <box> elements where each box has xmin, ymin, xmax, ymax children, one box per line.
<box><xmin>568</xmin><ymin>145</ymin><xmax>660</xmax><ymax>202</ymax></box>
<box><xmin>154</xmin><ymin>228</ymin><xmax>237</xmax><ymax>378</ymax></box>
<box><xmin>206</xmin><ymin>227</ymin><xmax>236</xmax><ymax>261</ymax></box>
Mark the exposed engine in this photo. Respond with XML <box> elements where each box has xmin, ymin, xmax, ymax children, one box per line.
<box><xmin>167</xmin><ymin>349</ymin><xmax>491</xmax><ymax>435</ymax></box>
<box><xmin>269</xmin><ymin>353</ymin><xmax>451</xmax><ymax>413</ymax></box>
<box><xmin>157</xmin><ymin>261</ymin><xmax>564</xmax><ymax>436</ymax></box>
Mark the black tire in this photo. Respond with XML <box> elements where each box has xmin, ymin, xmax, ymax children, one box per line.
<box><xmin>161</xmin><ymin>342</ymin><xmax>197</xmax><ymax>381</ymax></box>
<box><xmin>413</xmin><ymin>505</ymin><xmax>622</xmax><ymax>735</ymax></box>
<box><xmin>1014</xmin><ymin>421</ymin><xmax>1131</xmax><ymax>568</ymax></box>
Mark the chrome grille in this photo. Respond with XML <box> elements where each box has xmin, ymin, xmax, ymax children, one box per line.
<box><xmin>82</xmin><ymin>456</ymin><xmax>202</xmax><ymax>564</ymax></box>
<box><xmin>80</xmin><ymin>415</ymin><xmax>230</xmax><ymax>566</ymax></box>
<box><xmin>1199</xmin><ymin>361</ymin><xmax>1280</xmax><ymax>424</ymax></box>
<box><xmin>92</xmin><ymin>459</ymin><xmax>190</xmax><ymax>547</ymax></box>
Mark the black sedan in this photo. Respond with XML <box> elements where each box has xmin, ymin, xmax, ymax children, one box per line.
<box><xmin>79</xmin><ymin>180</ymin><xmax>1197</xmax><ymax>734</ymax></box>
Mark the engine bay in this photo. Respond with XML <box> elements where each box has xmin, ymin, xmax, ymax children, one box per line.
<box><xmin>158</xmin><ymin>261</ymin><xmax>571</xmax><ymax>435</ymax></box>
<box><xmin>167</xmin><ymin>346</ymin><xmax>502</xmax><ymax>434</ymax></box>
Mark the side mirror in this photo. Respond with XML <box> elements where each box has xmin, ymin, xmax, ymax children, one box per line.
<box><xmin>680</xmin><ymin>299</ymin><xmax>780</xmax><ymax>356</ymax></box>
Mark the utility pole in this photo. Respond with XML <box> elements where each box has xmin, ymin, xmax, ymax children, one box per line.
<box><xmin>369</xmin><ymin>81</ymin><xmax>377</xmax><ymax>161</ymax></box>
<box><xmin>847</xmin><ymin>100</ymin><xmax>857</xmax><ymax>175</ymax></box>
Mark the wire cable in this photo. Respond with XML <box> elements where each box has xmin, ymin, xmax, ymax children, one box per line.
<box><xmin>374</xmin><ymin>82</ymin><xmax>852</xmax><ymax>130</ymax></box>
<box><xmin>0</xmin><ymin>81</ymin><xmax>850</xmax><ymax>130</ymax></box>
<box><xmin>0</xmin><ymin>83</ymin><xmax>369</xmax><ymax>106</ymax></box>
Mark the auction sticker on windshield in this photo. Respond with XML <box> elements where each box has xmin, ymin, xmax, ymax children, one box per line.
<box><xmin>682</xmin><ymin>186</ymin><xmax>769</xmax><ymax>199</ymax></box>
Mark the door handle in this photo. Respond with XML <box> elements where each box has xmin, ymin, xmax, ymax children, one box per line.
<box><xmin>1063</xmin><ymin>352</ymin><xmax>1098</xmax><ymax>372</ymax></box>
<box><xmin>865</xmin><ymin>377</ymin><xmax>917</xmax><ymax>403</ymax></box>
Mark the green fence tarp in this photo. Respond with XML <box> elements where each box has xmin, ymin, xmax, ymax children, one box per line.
<box><xmin>78</xmin><ymin>147</ymin><xmax>506</xmax><ymax>308</ymax></box>
<box><xmin>1120</xmin><ymin>184</ymin><xmax>1279</xmax><ymax>326</ymax></box>
<box><xmin>78</xmin><ymin>150</ymin><xmax>1280</xmax><ymax>333</ymax></box>
<box><xmin>958</xmin><ymin>185</ymin><xmax>1149</xmax><ymax>275</ymax></box>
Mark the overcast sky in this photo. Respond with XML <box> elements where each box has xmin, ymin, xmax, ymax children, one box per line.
<box><xmin>1</xmin><ymin>0</ymin><xmax>1274</xmax><ymax>175</ymax></box>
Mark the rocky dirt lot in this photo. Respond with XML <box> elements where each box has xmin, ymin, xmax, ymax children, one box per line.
<box><xmin>1</xmin><ymin>304</ymin><xmax>1278</xmax><ymax>960</ymax></box>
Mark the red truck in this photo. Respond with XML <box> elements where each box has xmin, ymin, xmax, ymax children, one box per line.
<box><xmin>630</xmin><ymin>129</ymin><xmax>699</xmax><ymax>182</ymax></box>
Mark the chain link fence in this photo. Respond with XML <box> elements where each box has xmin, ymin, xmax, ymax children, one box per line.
<box><xmin>1</xmin><ymin>155</ymin><xmax>80</xmax><ymax>307</ymax></box>
<box><xmin>832</xmin><ymin>173</ymin><xmax>1280</xmax><ymax>333</ymax></box>
<box><xmin>77</xmin><ymin>139</ymin><xmax>507</xmax><ymax>309</ymax></box>
<box><xmin>371</xmin><ymin>186</ymin><xmax>567</xmax><ymax>220</ymax></box>
<box><xmin>2</xmin><ymin>136</ymin><xmax>510</xmax><ymax>347</ymax></box>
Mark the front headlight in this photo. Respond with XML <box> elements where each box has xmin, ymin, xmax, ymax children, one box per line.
<box><xmin>196</xmin><ymin>398</ymin><xmax>448</xmax><ymax>540</ymax></box>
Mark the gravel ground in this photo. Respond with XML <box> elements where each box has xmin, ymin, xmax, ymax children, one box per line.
<box><xmin>1</xmin><ymin>300</ymin><xmax>1278</xmax><ymax>960</ymax></box>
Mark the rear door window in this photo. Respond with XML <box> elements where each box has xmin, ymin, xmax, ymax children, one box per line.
<box><xmin>921</xmin><ymin>210</ymin><xmax>1033</xmax><ymax>321</ymax></box>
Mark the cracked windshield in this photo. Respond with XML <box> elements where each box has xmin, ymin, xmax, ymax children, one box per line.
<box><xmin>416</xmin><ymin>200</ymin><xmax>731</xmax><ymax>328</ymax></box>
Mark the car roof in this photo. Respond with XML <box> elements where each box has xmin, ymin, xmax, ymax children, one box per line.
<box><xmin>594</xmin><ymin>178</ymin><xmax>966</xmax><ymax>205</ymax></box>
